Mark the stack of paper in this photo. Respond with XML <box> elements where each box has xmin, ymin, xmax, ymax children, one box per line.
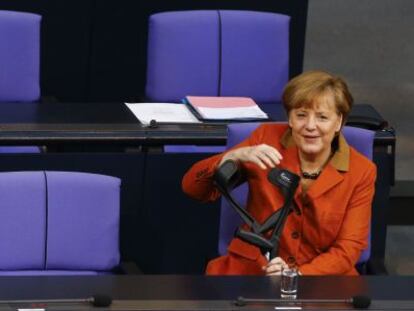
<box><xmin>125</xmin><ymin>103</ymin><xmax>201</xmax><ymax>125</ymax></box>
<box><xmin>184</xmin><ymin>96</ymin><xmax>268</xmax><ymax>121</ymax></box>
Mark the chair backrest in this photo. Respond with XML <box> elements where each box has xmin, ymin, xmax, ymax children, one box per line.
<box><xmin>0</xmin><ymin>171</ymin><xmax>120</xmax><ymax>275</ymax></box>
<box><xmin>0</xmin><ymin>11</ymin><xmax>41</xmax><ymax>102</ymax></box>
<box><xmin>218</xmin><ymin>122</ymin><xmax>375</xmax><ymax>265</ymax></box>
<box><xmin>146</xmin><ymin>10</ymin><xmax>290</xmax><ymax>104</ymax></box>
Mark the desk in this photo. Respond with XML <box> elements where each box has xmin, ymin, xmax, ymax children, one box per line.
<box><xmin>0</xmin><ymin>102</ymin><xmax>395</xmax><ymax>274</ymax></box>
<box><xmin>0</xmin><ymin>275</ymin><xmax>412</xmax><ymax>310</ymax></box>
<box><xmin>0</xmin><ymin>102</ymin><xmax>394</xmax><ymax>147</ymax></box>
<box><xmin>0</xmin><ymin>102</ymin><xmax>227</xmax><ymax>146</ymax></box>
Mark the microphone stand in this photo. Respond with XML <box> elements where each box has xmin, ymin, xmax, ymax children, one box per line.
<box><xmin>235</xmin><ymin>295</ymin><xmax>372</xmax><ymax>309</ymax></box>
<box><xmin>0</xmin><ymin>295</ymin><xmax>112</xmax><ymax>307</ymax></box>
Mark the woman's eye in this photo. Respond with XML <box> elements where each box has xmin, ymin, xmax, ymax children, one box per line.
<box><xmin>318</xmin><ymin>115</ymin><xmax>328</xmax><ymax>120</ymax></box>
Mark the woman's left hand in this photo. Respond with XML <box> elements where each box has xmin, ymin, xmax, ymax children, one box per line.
<box><xmin>263</xmin><ymin>256</ymin><xmax>288</xmax><ymax>276</ymax></box>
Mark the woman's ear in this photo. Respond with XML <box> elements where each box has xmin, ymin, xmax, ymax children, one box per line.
<box><xmin>288</xmin><ymin>112</ymin><xmax>293</xmax><ymax>128</ymax></box>
<box><xmin>336</xmin><ymin>114</ymin><xmax>343</xmax><ymax>131</ymax></box>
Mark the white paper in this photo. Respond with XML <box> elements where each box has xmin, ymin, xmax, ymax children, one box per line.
<box><xmin>195</xmin><ymin>105</ymin><xmax>268</xmax><ymax>120</ymax></box>
<box><xmin>125</xmin><ymin>103</ymin><xmax>201</xmax><ymax>125</ymax></box>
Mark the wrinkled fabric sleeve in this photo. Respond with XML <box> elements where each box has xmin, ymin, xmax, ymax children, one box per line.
<box><xmin>182</xmin><ymin>126</ymin><xmax>264</xmax><ymax>203</ymax></box>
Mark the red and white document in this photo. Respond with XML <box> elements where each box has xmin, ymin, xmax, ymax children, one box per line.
<box><xmin>185</xmin><ymin>96</ymin><xmax>268</xmax><ymax>121</ymax></box>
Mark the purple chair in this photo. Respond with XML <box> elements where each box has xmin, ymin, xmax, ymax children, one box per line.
<box><xmin>0</xmin><ymin>10</ymin><xmax>41</xmax><ymax>153</ymax></box>
<box><xmin>145</xmin><ymin>10</ymin><xmax>290</xmax><ymax>153</ymax></box>
<box><xmin>218</xmin><ymin>123</ymin><xmax>375</xmax><ymax>272</ymax></box>
<box><xmin>0</xmin><ymin>171</ymin><xmax>120</xmax><ymax>275</ymax></box>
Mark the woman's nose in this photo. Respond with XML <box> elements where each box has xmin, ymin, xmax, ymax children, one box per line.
<box><xmin>305</xmin><ymin>116</ymin><xmax>316</xmax><ymax>130</ymax></box>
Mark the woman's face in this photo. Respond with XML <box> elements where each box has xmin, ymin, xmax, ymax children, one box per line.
<box><xmin>288</xmin><ymin>93</ymin><xmax>342</xmax><ymax>157</ymax></box>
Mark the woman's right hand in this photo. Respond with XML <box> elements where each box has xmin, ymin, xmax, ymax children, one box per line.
<box><xmin>219</xmin><ymin>144</ymin><xmax>283</xmax><ymax>170</ymax></box>
<box><xmin>263</xmin><ymin>256</ymin><xmax>288</xmax><ymax>276</ymax></box>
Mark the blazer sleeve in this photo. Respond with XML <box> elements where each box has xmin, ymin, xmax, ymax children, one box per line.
<box><xmin>182</xmin><ymin>125</ymin><xmax>265</xmax><ymax>203</ymax></box>
<box><xmin>299</xmin><ymin>162</ymin><xmax>377</xmax><ymax>275</ymax></box>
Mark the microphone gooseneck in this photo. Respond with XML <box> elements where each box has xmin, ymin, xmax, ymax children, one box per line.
<box><xmin>235</xmin><ymin>295</ymin><xmax>371</xmax><ymax>309</ymax></box>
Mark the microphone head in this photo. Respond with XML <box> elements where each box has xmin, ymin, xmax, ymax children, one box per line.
<box><xmin>351</xmin><ymin>295</ymin><xmax>371</xmax><ymax>309</ymax></box>
<box><xmin>149</xmin><ymin>119</ymin><xmax>158</xmax><ymax>128</ymax></box>
<box><xmin>91</xmin><ymin>294</ymin><xmax>112</xmax><ymax>307</ymax></box>
<box><xmin>234</xmin><ymin>296</ymin><xmax>246</xmax><ymax>307</ymax></box>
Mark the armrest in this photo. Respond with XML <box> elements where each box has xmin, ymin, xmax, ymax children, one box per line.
<box><xmin>40</xmin><ymin>96</ymin><xmax>59</xmax><ymax>103</ymax></box>
<box><xmin>346</xmin><ymin>115</ymin><xmax>389</xmax><ymax>131</ymax></box>
<box><xmin>366</xmin><ymin>258</ymin><xmax>388</xmax><ymax>275</ymax></box>
<box><xmin>347</xmin><ymin>104</ymin><xmax>389</xmax><ymax>131</ymax></box>
<box><xmin>116</xmin><ymin>261</ymin><xmax>143</xmax><ymax>275</ymax></box>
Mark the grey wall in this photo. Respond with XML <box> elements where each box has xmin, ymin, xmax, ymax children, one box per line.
<box><xmin>304</xmin><ymin>0</ymin><xmax>414</xmax><ymax>181</ymax></box>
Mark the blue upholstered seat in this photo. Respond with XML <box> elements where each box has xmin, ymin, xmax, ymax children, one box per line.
<box><xmin>0</xmin><ymin>10</ymin><xmax>42</xmax><ymax>153</ymax></box>
<box><xmin>0</xmin><ymin>171</ymin><xmax>121</xmax><ymax>275</ymax></box>
<box><xmin>145</xmin><ymin>10</ymin><xmax>290</xmax><ymax>153</ymax></box>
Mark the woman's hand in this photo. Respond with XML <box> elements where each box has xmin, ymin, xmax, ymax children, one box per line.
<box><xmin>263</xmin><ymin>257</ymin><xmax>288</xmax><ymax>276</ymax></box>
<box><xmin>219</xmin><ymin>144</ymin><xmax>283</xmax><ymax>169</ymax></box>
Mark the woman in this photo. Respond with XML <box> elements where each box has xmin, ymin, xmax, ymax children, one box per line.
<box><xmin>182</xmin><ymin>71</ymin><xmax>377</xmax><ymax>276</ymax></box>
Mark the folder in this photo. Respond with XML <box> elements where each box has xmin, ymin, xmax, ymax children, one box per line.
<box><xmin>183</xmin><ymin>96</ymin><xmax>269</xmax><ymax>121</ymax></box>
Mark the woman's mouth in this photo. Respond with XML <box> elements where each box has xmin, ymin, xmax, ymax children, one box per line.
<box><xmin>303</xmin><ymin>135</ymin><xmax>319</xmax><ymax>143</ymax></box>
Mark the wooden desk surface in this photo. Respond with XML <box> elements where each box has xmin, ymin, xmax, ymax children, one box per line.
<box><xmin>0</xmin><ymin>275</ymin><xmax>412</xmax><ymax>310</ymax></box>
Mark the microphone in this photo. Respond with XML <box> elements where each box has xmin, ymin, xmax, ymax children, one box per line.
<box><xmin>88</xmin><ymin>295</ymin><xmax>113</xmax><ymax>307</ymax></box>
<box><xmin>0</xmin><ymin>294</ymin><xmax>112</xmax><ymax>307</ymax></box>
<box><xmin>148</xmin><ymin>119</ymin><xmax>158</xmax><ymax>128</ymax></box>
<box><xmin>235</xmin><ymin>295</ymin><xmax>371</xmax><ymax>309</ymax></box>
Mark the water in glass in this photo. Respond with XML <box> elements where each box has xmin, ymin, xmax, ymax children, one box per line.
<box><xmin>280</xmin><ymin>266</ymin><xmax>298</xmax><ymax>299</ymax></box>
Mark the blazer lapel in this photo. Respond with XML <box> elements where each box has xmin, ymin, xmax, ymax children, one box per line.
<box><xmin>307</xmin><ymin>133</ymin><xmax>350</xmax><ymax>199</ymax></box>
<box><xmin>307</xmin><ymin>164</ymin><xmax>344</xmax><ymax>199</ymax></box>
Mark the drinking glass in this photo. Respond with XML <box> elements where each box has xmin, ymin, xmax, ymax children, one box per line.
<box><xmin>280</xmin><ymin>266</ymin><xmax>298</xmax><ymax>299</ymax></box>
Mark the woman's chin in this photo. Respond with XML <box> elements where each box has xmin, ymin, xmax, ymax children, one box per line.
<box><xmin>300</xmin><ymin>146</ymin><xmax>322</xmax><ymax>156</ymax></box>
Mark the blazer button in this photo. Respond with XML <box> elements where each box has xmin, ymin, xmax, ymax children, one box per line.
<box><xmin>291</xmin><ymin>231</ymin><xmax>300</xmax><ymax>239</ymax></box>
<box><xmin>287</xmin><ymin>256</ymin><xmax>296</xmax><ymax>264</ymax></box>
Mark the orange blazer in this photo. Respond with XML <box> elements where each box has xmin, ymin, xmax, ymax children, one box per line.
<box><xmin>182</xmin><ymin>124</ymin><xmax>377</xmax><ymax>275</ymax></box>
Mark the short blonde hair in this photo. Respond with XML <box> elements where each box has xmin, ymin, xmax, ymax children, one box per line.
<box><xmin>282</xmin><ymin>70</ymin><xmax>353</xmax><ymax>126</ymax></box>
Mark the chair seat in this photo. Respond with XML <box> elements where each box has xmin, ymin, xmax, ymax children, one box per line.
<box><xmin>0</xmin><ymin>171</ymin><xmax>121</xmax><ymax>275</ymax></box>
<box><xmin>0</xmin><ymin>270</ymin><xmax>110</xmax><ymax>276</ymax></box>
<box><xmin>0</xmin><ymin>11</ymin><xmax>42</xmax><ymax>154</ymax></box>
<box><xmin>0</xmin><ymin>146</ymin><xmax>41</xmax><ymax>153</ymax></box>
<box><xmin>164</xmin><ymin>145</ymin><xmax>225</xmax><ymax>153</ymax></box>
<box><xmin>146</xmin><ymin>10</ymin><xmax>289</xmax><ymax>154</ymax></box>
<box><xmin>0</xmin><ymin>11</ymin><xmax>41</xmax><ymax>101</ymax></box>
<box><xmin>146</xmin><ymin>10</ymin><xmax>289</xmax><ymax>103</ymax></box>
